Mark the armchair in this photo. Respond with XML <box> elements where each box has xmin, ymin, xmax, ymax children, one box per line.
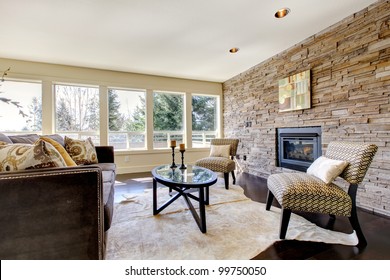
<box><xmin>195</xmin><ymin>138</ymin><xmax>239</xmax><ymax>189</ymax></box>
<box><xmin>266</xmin><ymin>141</ymin><xmax>378</xmax><ymax>247</ymax></box>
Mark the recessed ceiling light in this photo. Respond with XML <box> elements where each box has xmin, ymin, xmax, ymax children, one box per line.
<box><xmin>275</xmin><ymin>8</ymin><xmax>290</xmax><ymax>18</ymax></box>
<box><xmin>229</xmin><ymin>47</ymin><xmax>240</xmax><ymax>53</ymax></box>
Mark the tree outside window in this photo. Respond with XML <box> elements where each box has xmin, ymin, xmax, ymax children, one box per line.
<box><xmin>55</xmin><ymin>84</ymin><xmax>99</xmax><ymax>143</ymax></box>
<box><xmin>108</xmin><ymin>88</ymin><xmax>146</xmax><ymax>150</ymax></box>
<box><xmin>153</xmin><ymin>91</ymin><xmax>184</xmax><ymax>148</ymax></box>
<box><xmin>192</xmin><ymin>95</ymin><xmax>219</xmax><ymax>147</ymax></box>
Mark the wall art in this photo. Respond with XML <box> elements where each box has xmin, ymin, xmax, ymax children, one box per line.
<box><xmin>278</xmin><ymin>70</ymin><xmax>311</xmax><ymax>112</ymax></box>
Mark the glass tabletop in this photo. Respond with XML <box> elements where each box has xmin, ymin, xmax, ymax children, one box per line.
<box><xmin>152</xmin><ymin>164</ymin><xmax>217</xmax><ymax>186</ymax></box>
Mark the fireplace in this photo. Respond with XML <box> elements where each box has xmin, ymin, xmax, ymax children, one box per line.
<box><xmin>277</xmin><ymin>127</ymin><xmax>322</xmax><ymax>172</ymax></box>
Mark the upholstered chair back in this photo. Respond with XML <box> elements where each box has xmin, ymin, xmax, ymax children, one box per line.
<box><xmin>210</xmin><ymin>139</ymin><xmax>239</xmax><ymax>157</ymax></box>
<box><xmin>325</xmin><ymin>141</ymin><xmax>378</xmax><ymax>185</ymax></box>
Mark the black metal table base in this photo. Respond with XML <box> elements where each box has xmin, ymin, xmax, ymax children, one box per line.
<box><xmin>153</xmin><ymin>178</ymin><xmax>209</xmax><ymax>233</ymax></box>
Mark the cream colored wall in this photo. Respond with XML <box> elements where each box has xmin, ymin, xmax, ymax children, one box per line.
<box><xmin>0</xmin><ymin>57</ymin><xmax>222</xmax><ymax>174</ymax></box>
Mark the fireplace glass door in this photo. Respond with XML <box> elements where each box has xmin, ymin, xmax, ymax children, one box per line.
<box><xmin>277</xmin><ymin>127</ymin><xmax>322</xmax><ymax>172</ymax></box>
<box><xmin>283</xmin><ymin>138</ymin><xmax>315</xmax><ymax>164</ymax></box>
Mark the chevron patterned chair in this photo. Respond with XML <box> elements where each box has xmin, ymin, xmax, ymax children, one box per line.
<box><xmin>266</xmin><ymin>141</ymin><xmax>378</xmax><ymax>247</ymax></box>
<box><xmin>195</xmin><ymin>138</ymin><xmax>239</xmax><ymax>189</ymax></box>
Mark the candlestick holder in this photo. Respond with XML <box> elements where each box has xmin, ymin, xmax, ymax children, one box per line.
<box><xmin>179</xmin><ymin>150</ymin><xmax>186</xmax><ymax>169</ymax></box>
<box><xmin>170</xmin><ymin>146</ymin><xmax>177</xmax><ymax>168</ymax></box>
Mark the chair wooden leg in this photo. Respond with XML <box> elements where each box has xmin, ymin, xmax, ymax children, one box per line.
<box><xmin>349</xmin><ymin>203</ymin><xmax>367</xmax><ymax>248</ymax></box>
<box><xmin>231</xmin><ymin>170</ymin><xmax>236</xmax><ymax>185</ymax></box>
<box><xmin>280</xmin><ymin>208</ymin><xmax>292</xmax><ymax>239</ymax></box>
<box><xmin>223</xmin><ymin>173</ymin><xmax>229</xmax><ymax>189</ymax></box>
<box><xmin>348</xmin><ymin>183</ymin><xmax>367</xmax><ymax>248</ymax></box>
<box><xmin>266</xmin><ymin>190</ymin><xmax>274</xmax><ymax>211</ymax></box>
<box><xmin>325</xmin><ymin>214</ymin><xmax>336</xmax><ymax>229</ymax></box>
<box><xmin>349</xmin><ymin>213</ymin><xmax>367</xmax><ymax>248</ymax></box>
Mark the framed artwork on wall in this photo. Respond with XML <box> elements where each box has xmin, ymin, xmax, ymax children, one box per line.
<box><xmin>278</xmin><ymin>70</ymin><xmax>311</xmax><ymax>112</ymax></box>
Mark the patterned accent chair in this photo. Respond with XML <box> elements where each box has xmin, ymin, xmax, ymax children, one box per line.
<box><xmin>195</xmin><ymin>139</ymin><xmax>239</xmax><ymax>189</ymax></box>
<box><xmin>266</xmin><ymin>141</ymin><xmax>378</xmax><ymax>247</ymax></box>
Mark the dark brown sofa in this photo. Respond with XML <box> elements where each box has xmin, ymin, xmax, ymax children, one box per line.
<box><xmin>0</xmin><ymin>133</ymin><xmax>116</xmax><ymax>260</ymax></box>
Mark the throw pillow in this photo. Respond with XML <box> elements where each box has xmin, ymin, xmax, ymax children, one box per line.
<box><xmin>209</xmin><ymin>145</ymin><xmax>231</xmax><ymax>158</ymax></box>
<box><xmin>39</xmin><ymin>136</ymin><xmax>77</xmax><ymax>167</ymax></box>
<box><xmin>8</xmin><ymin>134</ymin><xmax>39</xmax><ymax>144</ymax></box>
<box><xmin>307</xmin><ymin>156</ymin><xmax>349</xmax><ymax>184</ymax></box>
<box><xmin>0</xmin><ymin>140</ymin><xmax>67</xmax><ymax>171</ymax></box>
<box><xmin>64</xmin><ymin>136</ymin><xmax>98</xmax><ymax>165</ymax></box>
<box><xmin>42</xmin><ymin>134</ymin><xmax>65</xmax><ymax>147</ymax></box>
<box><xmin>0</xmin><ymin>133</ymin><xmax>12</xmax><ymax>144</ymax></box>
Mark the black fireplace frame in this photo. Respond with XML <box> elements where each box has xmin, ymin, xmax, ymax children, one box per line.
<box><xmin>277</xmin><ymin>126</ymin><xmax>322</xmax><ymax>172</ymax></box>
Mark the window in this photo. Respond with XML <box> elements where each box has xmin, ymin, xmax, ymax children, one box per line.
<box><xmin>55</xmin><ymin>84</ymin><xmax>100</xmax><ymax>143</ymax></box>
<box><xmin>192</xmin><ymin>94</ymin><xmax>219</xmax><ymax>147</ymax></box>
<box><xmin>108</xmin><ymin>88</ymin><xmax>146</xmax><ymax>150</ymax></box>
<box><xmin>153</xmin><ymin>91</ymin><xmax>184</xmax><ymax>149</ymax></box>
<box><xmin>0</xmin><ymin>80</ymin><xmax>42</xmax><ymax>132</ymax></box>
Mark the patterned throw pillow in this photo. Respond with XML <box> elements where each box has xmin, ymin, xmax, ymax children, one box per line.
<box><xmin>209</xmin><ymin>145</ymin><xmax>231</xmax><ymax>158</ymax></box>
<box><xmin>307</xmin><ymin>156</ymin><xmax>349</xmax><ymax>184</ymax></box>
<box><xmin>64</xmin><ymin>136</ymin><xmax>98</xmax><ymax>165</ymax></box>
<box><xmin>39</xmin><ymin>136</ymin><xmax>77</xmax><ymax>167</ymax></box>
<box><xmin>0</xmin><ymin>140</ymin><xmax>67</xmax><ymax>171</ymax></box>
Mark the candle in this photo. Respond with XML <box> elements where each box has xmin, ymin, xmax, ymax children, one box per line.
<box><xmin>179</xmin><ymin>143</ymin><xmax>185</xmax><ymax>151</ymax></box>
<box><xmin>170</xmin><ymin>140</ymin><xmax>176</xmax><ymax>147</ymax></box>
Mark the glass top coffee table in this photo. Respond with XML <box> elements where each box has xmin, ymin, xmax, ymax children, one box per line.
<box><xmin>151</xmin><ymin>164</ymin><xmax>217</xmax><ymax>233</ymax></box>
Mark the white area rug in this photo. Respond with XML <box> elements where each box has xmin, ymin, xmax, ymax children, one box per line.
<box><xmin>105</xmin><ymin>178</ymin><xmax>357</xmax><ymax>260</ymax></box>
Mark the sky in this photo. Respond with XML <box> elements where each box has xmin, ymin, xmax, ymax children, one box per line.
<box><xmin>0</xmin><ymin>80</ymin><xmax>41</xmax><ymax>132</ymax></box>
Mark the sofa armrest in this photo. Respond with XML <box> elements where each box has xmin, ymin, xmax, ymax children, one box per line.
<box><xmin>95</xmin><ymin>146</ymin><xmax>114</xmax><ymax>163</ymax></box>
<box><xmin>0</xmin><ymin>166</ymin><xmax>105</xmax><ymax>260</ymax></box>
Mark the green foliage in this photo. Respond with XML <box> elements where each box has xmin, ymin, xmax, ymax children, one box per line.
<box><xmin>129</xmin><ymin>93</ymin><xmax>217</xmax><ymax>132</ymax></box>
<box><xmin>125</xmin><ymin>95</ymin><xmax>145</xmax><ymax>132</ymax></box>
<box><xmin>192</xmin><ymin>95</ymin><xmax>217</xmax><ymax>131</ymax></box>
<box><xmin>108</xmin><ymin>89</ymin><xmax>124</xmax><ymax>131</ymax></box>
<box><xmin>153</xmin><ymin>92</ymin><xmax>183</xmax><ymax>131</ymax></box>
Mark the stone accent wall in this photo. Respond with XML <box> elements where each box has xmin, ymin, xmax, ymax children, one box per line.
<box><xmin>223</xmin><ymin>0</ymin><xmax>390</xmax><ymax>216</ymax></box>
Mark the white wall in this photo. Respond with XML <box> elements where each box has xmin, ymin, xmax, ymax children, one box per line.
<box><xmin>0</xmin><ymin>57</ymin><xmax>222</xmax><ymax>174</ymax></box>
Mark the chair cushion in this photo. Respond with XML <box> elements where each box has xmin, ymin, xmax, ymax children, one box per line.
<box><xmin>210</xmin><ymin>139</ymin><xmax>239</xmax><ymax>156</ymax></box>
<box><xmin>307</xmin><ymin>156</ymin><xmax>348</xmax><ymax>184</ymax></box>
<box><xmin>209</xmin><ymin>145</ymin><xmax>230</xmax><ymax>158</ymax></box>
<box><xmin>267</xmin><ymin>173</ymin><xmax>352</xmax><ymax>216</ymax></box>
<box><xmin>195</xmin><ymin>157</ymin><xmax>235</xmax><ymax>173</ymax></box>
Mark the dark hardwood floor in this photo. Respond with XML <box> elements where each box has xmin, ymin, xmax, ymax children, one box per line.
<box><xmin>115</xmin><ymin>171</ymin><xmax>390</xmax><ymax>260</ymax></box>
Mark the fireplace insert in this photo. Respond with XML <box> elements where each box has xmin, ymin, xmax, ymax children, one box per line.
<box><xmin>277</xmin><ymin>127</ymin><xmax>322</xmax><ymax>172</ymax></box>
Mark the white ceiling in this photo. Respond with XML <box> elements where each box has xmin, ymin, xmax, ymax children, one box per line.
<box><xmin>0</xmin><ymin>0</ymin><xmax>378</xmax><ymax>82</ymax></box>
